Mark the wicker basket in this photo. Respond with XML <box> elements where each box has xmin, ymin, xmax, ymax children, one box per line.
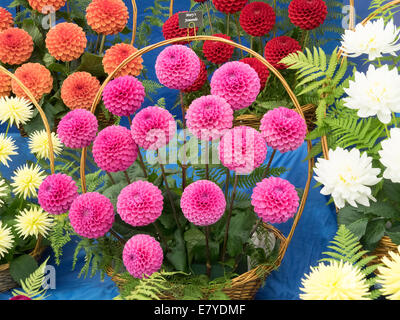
<box><xmin>370</xmin><ymin>236</ymin><xmax>398</xmax><ymax>267</ymax></box>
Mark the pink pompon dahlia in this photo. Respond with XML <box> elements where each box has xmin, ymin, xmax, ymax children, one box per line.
<box><xmin>219</xmin><ymin>126</ymin><xmax>267</xmax><ymax>174</ymax></box>
<box><xmin>102</xmin><ymin>75</ymin><xmax>145</xmax><ymax>117</ymax></box>
<box><xmin>212</xmin><ymin>0</ymin><xmax>248</xmax><ymax>14</ymax></box>
<box><xmin>181</xmin><ymin>180</ymin><xmax>226</xmax><ymax>226</ymax></box>
<box><xmin>45</xmin><ymin>22</ymin><xmax>87</xmax><ymax>62</ymax></box>
<box><xmin>9</xmin><ymin>295</ymin><xmax>32</xmax><ymax>300</ymax></box>
<box><xmin>288</xmin><ymin>0</ymin><xmax>328</xmax><ymax>31</ymax></box>
<box><xmin>131</xmin><ymin>106</ymin><xmax>176</xmax><ymax>150</ymax></box>
<box><xmin>57</xmin><ymin>109</ymin><xmax>98</xmax><ymax>149</ymax></box>
<box><xmin>203</xmin><ymin>33</ymin><xmax>234</xmax><ymax>65</ymax></box>
<box><xmin>69</xmin><ymin>192</ymin><xmax>115</xmax><ymax>239</ymax></box>
<box><xmin>264</xmin><ymin>36</ymin><xmax>301</xmax><ymax>70</ymax></box>
<box><xmin>210</xmin><ymin>61</ymin><xmax>260</xmax><ymax>110</ymax></box>
<box><xmin>28</xmin><ymin>0</ymin><xmax>66</xmax><ymax>12</ymax></box>
<box><xmin>240</xmin><ymin>57</ymin><xmax>270</xmax><ymax>91</ymax></box>
<box><xmin>117</xmin><ymin>180</ymin><xmax>163</xmax><ymax>227</ymax></box>
<box><xmin>186</xmin><ymin>95</ymin><xmax>233</xmax><ymax>141</ymax></box>
<box><xmin>251</xmin><ymin>177</ymin><xmax>299</xmax><ymax>224</ymax></box>
<box><xmin>181</xmin><ymin>59</ymin><xmax>208</xmax><ymax>93</ymax></box>
<box><xmin>260</xmin><ymin>107</ymin><xmax>307</xmax><ymax>153</ymax></box>
<box><xmin>123</xmin><ymin>234</ymin><xmax>163</xmax><ymax>279</ymax></box>
<box><xmin>85</xmin><ymin>0</ymin><xmax>128</xmax><ymax>35</ymax></box>
<box><xmin>102</xmin><ymin>43</ymin><xmax>144</xmax><ymax>78</ymax></box>
<box><xmin>93</xmin><ymin>125</ymin><xmax>138</xmax><ymax>172</ymax></box>
<box><xmin>0</xmin><ymin>28</ymin><xmax>33</xmax><ymax>65</ymax></box>
<box><xmin>239</xmin><ymin>2</ymin><xmax>276</xmax><ymax>37</ymax></box>
<box><xmin>0</xmin><ymin>7</ymin><xmax>13</xmax><ymax>32</ymax></box>
<box><xmin>155</xmin><ymin>45</ymin><xmax>200</xmax><ymax>90</ymax></box>
<box><xmin>38</xmin><ymin>173</ymin><xmax>79</xmax><ymax>215</ymax></box>
<box><xmin>162</xmin><ymin>12</ymin><xmax>198</xmax><ymax>45</ymax></box>
<box><xmin>61</xmin><ymin>71</ymin><xmax>100</xmax><ymax>110</ymax></box>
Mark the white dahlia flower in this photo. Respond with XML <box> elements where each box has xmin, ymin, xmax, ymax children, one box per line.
<box><xmin>379</xmin><ymin>128</ymin><xmax>400</xmax><ymax>183</ymax></box>
<box><xmin>314</xmin><ymin>147</ymin><xmax>381</xmax><ymax>209</ymax></box>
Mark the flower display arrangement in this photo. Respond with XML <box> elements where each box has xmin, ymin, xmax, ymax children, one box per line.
<box><xmin>280</xmin><ymin>0</ymin><xmax>400</xmax><ymax>262</ymax></box>
<box><xmin>0</xmin><ymin>0</ymin><xmax>321</xmax><ymax>300</ymax></box>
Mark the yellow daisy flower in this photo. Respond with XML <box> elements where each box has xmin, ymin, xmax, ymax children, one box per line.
<box><xmin>15</xmin><ymin>206</ymin><xmax>53</xmax><ymax>240</ymax></box>
<box><xmin>0</xmin><ymin>178</ymin><xmax>8</xmax><ymax>208</ymax></box>
<box><xmin>377</xmin><ymin>246</ymin><xmax>400</xmax><ymax>300</ymax></box>
<box><xmin>28</xmin><ymin>130</ymin><xmax>62</xmax><ymax>160</ymax></box>
<box><xmin>11</xmin><ymin>164</ymin><xmax>46</xmax><ymax>199</ymax></box>
<box><xmin>0</xmin><ymin>96</ymin><xmax>33</xmax><ymax>127</ymax></box>
<box><xmin>299</xmin><ymin>260</ymin><xmax>371</xmax><ymax>300</ymax></box>
<box><xmin>0</xmin><ymin>133</ymin><xmax>18</xmax><ymax>167</ymax></box>
<box><xmin>0</xmin><ymin>221</ymin><xmax>14</xmax><ymax>259</ymax></box>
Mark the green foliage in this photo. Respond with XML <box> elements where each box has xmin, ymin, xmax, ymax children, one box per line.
<box><xmin>48</xmin><ymin>214</ymin><xmax>74</xmax><ymax>265</ymax></box>
<box><xmin>9</xmin><ymin>254</ymin><xmax>39</xmax><ymax>285</ymax></box>
<box><xmin>369</xmin><ymin>0</ymin><xmax>400</xmax><ymax>22</ymax></box>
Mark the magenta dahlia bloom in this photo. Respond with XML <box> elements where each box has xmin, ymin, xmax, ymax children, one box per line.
<box><xmin>69</xmin><ymin>192</ymin><xmax>115</xmax><ymax>239</ymax></box>
<box><xmin>181</xmin><ymin>180</ymin><xmax>226</xmax><ymax>226</ymax></box>
<box><xmin>186</xmin><ymin>95</ymin><xmax>233</xmax><ymax>141</ymax></box>
<box><xmin>57</xmin><ymin>109</ymin><xmax>98</xmax><ymax>149</ymax></box>
<box><xmin>102</xmin><ymin>75</ymin><xmax>145</xmax><ymax>117</ymax></box>
<box><xmin>210</xmin><ymin>61</ymin><xmax>260</xmax><ymax>110</ymax></box>
<box><xmin>251</xmin><ymin>177</ymin><xmax>299</xmax><ymax>224</ymax></box>
<box><xmin>219</xmin><ymin>126</ymin><xmax>267</xmax><ymax>175</ymax></box>
<box><xmin>117</xmin><ymin>180</ymin><xmax>164</xmax><ymax>227</ymax></box>
<box><xmin>123</xmin><ymin>234</ymin><xmax>163</xmax><ymax>279</ymax></box>
<box><xmin>260</xmin><ymin>107</ymin><xmax>307</xmax><ymax>153</ymax></box>
<box><xmin>131</xmin><ymin>106</ymin><xmax>176</xmax><ymax>150</ymax></box>
<box><xmin>38</xmin><ymin>173</ymin><xmax>79</xmax><ymax>215</ymax></box>
<box><xmin>93</xmin><ymin>125</ymin><xmax>138</xmax><ymax>172</ymax></box>
<box><xmin>155</xmin><ymin>45</ymin><xmax>200</xmax><ymax>90</ymax></box>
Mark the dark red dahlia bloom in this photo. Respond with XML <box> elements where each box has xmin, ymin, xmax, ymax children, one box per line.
<box><xmin>212</xmin><ymin>0</ymin><xmax>248</xmax><ymax>14</ymax></box>
<box><xmin>264</xmin><ymin>36</ymin><xmax>301</xmax><ymax>70</ymax></box>
<box><xmin>240</xmin><ymin>57</ymin><xmax>270</xmax><ymax>91</ymax></box>
<box><xmin>239</xmin><ymin>2</ymin><xmax>276</xmax><ymax>37</ymax></box>
<box><xmin>10</xmin><ymin>295</ymin><xmax>32</xmax><ymax>300</ymax></box>
<box><xmin>203</xmin><ymin>33</ymin><xmax>234</xmax><ymax>64</ymax></box>
<box><xmin>288</xmin><ymin>0</ymin><xmax>328</xmax><ymax>30</ymax></box>
<box><xmin>162</xmin><ymin>12</ymin><xmax>198</xmax><ymax>45</ymax></box>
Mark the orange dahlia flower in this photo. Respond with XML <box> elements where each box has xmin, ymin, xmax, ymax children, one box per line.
<box><xmin>12</xmin><ymin>63</ymin><xmax>53</xmax><ymax>101</ymax></box>
<box><xmin>61</xmin><ymin>72</ymin><xmax>100</xmax><ymax>110</ymax></box>
<box><xmin>27</xmin><ymin>0</ymin><xmax>66</xmax><ymax>12</ymax></box>
<box><xmin>0</xmin><ymin>72</ymin><xmax>11</xmax><ymax>97</ymax></box>
<box><xmin>86</xmin><ymin>0</ymin><xmax>128</xmax><ymax>35</ymax></box>
<box><xmin>46</xmin><ymin>22</ymin><xmax>87</xmax><ymax>62</ymax></box>
<box><xmin>0</xmin><ymin>28</ymin><xmax>33</xmax><ymax>65</ymax></box>
<box><xmin>0</xmin><ymin>7</ymin><xmax>13</xmax><ymax>32</ymax></box>
<box><xmin>102</xmin><ymin>43</ymin><xmax>143</xmax><ymax>78</ymax></box>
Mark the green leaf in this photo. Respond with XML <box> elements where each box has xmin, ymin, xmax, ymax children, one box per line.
<box><xmin>386</xmin><ymin>231</ymin><xmax>400</xmax><ymax>245</ymax></box>
<box><xmin>9</xmin><ymin>255</ymin><xmax>39</xmax><ymax>285</ymax></box>
<box><xmin>166</xmin><ymin>229</ymin><xmax>187</xmax><ymax>272</ymax></box>
<box><xmin>76</xmin><ymin>52</ymin><xmax>106</xmax><ymax>78</ymax></box>
<box><xmin>382</xmin><ymin>179</ymin><xmax>400</xmax><ymax>204</ymax></box>
<box><xmin>346</xmin><ymin>218</ymin><xmax>369</xmax><ymax>240</ymax></box>
<box><xmin>337</xmin><ymin>206</ymin><xmax>364</xmax><ymax>226</ymax></box>
<box><xmin>184</xmin><ymin>227</ymin><xmax>205</xmax><ymax>264</ymax></box>
<box><xmin>364</xmin><ymin>219</ymin><xmax>386</xmax><ymax>245</ymax></box>
<box><xmin>227</xmin><ymin>209</ymin><xmax>257</xmax><ymax>258</ymax></box>
<box><xmin>22</xmin><ymin>19</ymin><xmax>44</xmax><ymax>49</ymax></box>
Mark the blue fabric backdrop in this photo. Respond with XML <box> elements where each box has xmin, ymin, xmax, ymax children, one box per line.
<box><xmin>0</xmin><ymin>0</ymin><xmax>381</xmax><ymax>300</ymax></box>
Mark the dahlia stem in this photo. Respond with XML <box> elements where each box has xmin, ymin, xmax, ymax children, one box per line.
<box><xmin>153</xmin><ymin>221</ymin><xmax>168</xmax><ymax>250</ymax></box>
<box><xmin>300</xmin><ymin>29</ymin><xmax>309</xmax><ymax>51</ymax></box>
<box><xmin>205</xmin><ymin>225</ymin><xmax>212</xmax><ymax>278</ymax></box>
<box><xmin>235</xmin><ymin>13</ymin><xmax>244</xmax><ymax>58</ymax></box>
<box><xmin>205</xmin><ymin>1</ymin><xmax>214</xmax><ymax>34</ymax></box>
<box><xmin>227</xmin><ymin>13</ymin><xmax>230</xmax><ymax>36</ymax></box>
<box><xmin>224</xmin><ymin>168</ymin><xmax>230</xmax><ymax>201</ymax></box>
<box><xmin>262</xmin><ymin>149</ymin><xmax>277</xmax><ymax>180</ymax></box>
<box><xmin>137</xmin><ymin>151</ymin><xmax>148</xmax><ymax>178</ymax></box>
<box><xmin>123</xmin><ymin>170</ymin><xmax>131</xmax><ymax>184</ymax></box>
<box><xmin>106</xmin><ymin>172</ymin><xmax>116</xmax><ymax>185</ymax></box>
<box><xmin>4</xmin><ymin>121</ymin><xmax>10</xmax><ymax>138</ymax></box>
<box><xmin>384</xmin><ymin>124</ymin><xmax>391</xmax><ymax>138</ymax></box>
<box><xmin>98</xmin><ymin>34</ymin><xmax>106</xmax><ymax>56</ymax></box>
<box><xmin>221</xmin><ymin>173</ymin><xmax>238</xmax><ymax>262</ymax></box>
<box><xmin>159</xmin><ymin>161</ymin><xmax>182</xmax><ymax>231</ymax></box>
<box><xmin>205</xmin><ymin>141</ymin><xmax>209</xmax><ymax>180</ymax></box>
<box><xmin>65</xmin><ymin>61</ymin><xmax>70</xmax><ymax>75</ymax></box>
<box><xmin>273</xmin><ymin>0</ymin><xmax>277</xmax><ymax>37</ymax></box>
<box><xmin>110</xmin><ymin>228</ymin><xmax>126</xmax><ymax>245</ymax></box>
<box><xmin>179</xmin><ymin>91</ymin><xmax>187</xmax><ymax>190</ymax></box>
<box><xmin>392</xmin><ymin>112</ymin><xmax>398</xmax><ymax>127</ymax></box>
<box><xmin>94</xmin><ymin>34</ymin><xmax>100</xmax><ymax>53</ymax></box>
<box><xmin>250</xmin><ymin>36</ymin><xmax>254</xmax><ymax>52</ymax></box>
<box><xmin>259</xmin><ymin>37</ymin><xmax>264</xmax><ymax>55</ymax></box>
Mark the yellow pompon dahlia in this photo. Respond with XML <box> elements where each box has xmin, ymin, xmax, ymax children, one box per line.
<box><xmin>0</xmin><ymin>72</ymin><xmax>11</xmax><ymax>98</ymax></box>
<box><xmin>102</xmin><ymin>43</ymin><xmax>143</xmax><ymax>78</ymax></box>
<box><xmin>86</xmin><ymin>0</ymin><xmax>128</xmax><ymax>35</ymax></box>
<box><xmin>377</xmin><ymin>246</ymin><xmax>400</xmax><ymax>300</ymax></box>
<box><xmin>28</xmin><ymin>129</ymin><xmax>62</xmax><ymax>160</ymax></box>
<box><xmin>0</xmin><ymin>96</ymin><xmax>33</xmax><ymax>127</ymax></box>
<box><xmin>15</xmin><ymin>206</ymin><xmax>53</xmax><ymax>239</ymax></box>
<box><xmin>0</xmin><ymin>134</ymin><xmax>18</xmax><ymax>167</ymax></box>
<box><xmin>0</xmin><ymin>178</ymin><xmax>8</xmax><ymax>208</ymax></box>
<box><xmin>299</xmin><ymin>260</ymin><xmax>371</xmax><ymax>300</ymax></box>
<box><xmin>11</xmin><ymin>164</ymin><xmax>46</xmax><ymax>199</ymax></box>
<box><xmin>0</xmin><ymin>221</ymin><xmax>13</xmax><ymax>258</ymax></box>
<box><xmin>27</xmin><ymin>0</ymin><xmax>66</xmax><ymax>12</ymax></box>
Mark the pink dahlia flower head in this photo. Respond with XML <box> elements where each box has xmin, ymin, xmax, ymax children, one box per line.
<box><xmin>38</xmin><ymin>173</ymin><xmax>79</xmax><ymax>215</ymax></box>
<box><xmin>102</xmin><ymin>75</ymin><xmax>145</xmax><ymax>117</ymax></box>
<box><xmin>155</xmin><ymin>45</ymin><xmax>200</xmax><ymax>90</ymax></box>
<box><xmin>69</xmin><ymin>192</ymin><xmax>115</xmax><ymax>239</ymax></box>
<box><xmin>219</xmin><ymin>126</ymin><xmax>267</xmax><ymax>174</ymax></box>
<box><xmin>117</xmin><ymin>180</ymin><xmax>164</xmax><ymax>227</ymax></box>
<box><xmin>260</xmin><ymin>107</ymin><xmax>307</xmax><ymax>153</ymax></box>
<box><xmin>186</xmin><ymin>95</ymin><xmax>233</xmax><ymax>141</ymax></box>
<box><xmin>93</xmin><ymin>125</ymin><xmax>138</xmax><ymax>172</ymax></box>
<box><xmin>210</xmin><ymin>61</ymin><xmax>260</xmax><ymax>110</ymax></box>
<box><xmin>251</xmin><ymin>177</ymin><xmax>299</xmax><ymax>224</ymax></box>
<box><xmin>131</xmin><ymin>106</ymin><xmax>176</xmax><ymax>150</ymax></box>
<box><xmin>123</xmin><ymin>234</ymin><xmax>163</xmax><ymax>279</ymax></box>
<box><xmin>181</xmin><ymin>180</ymin><xmax>226</xmax><ymax>226</ymax></box>
<box><xmin>57</xmin><ymin>109</ymin><xmax>98</xmax><ymax>149</ymax></box>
